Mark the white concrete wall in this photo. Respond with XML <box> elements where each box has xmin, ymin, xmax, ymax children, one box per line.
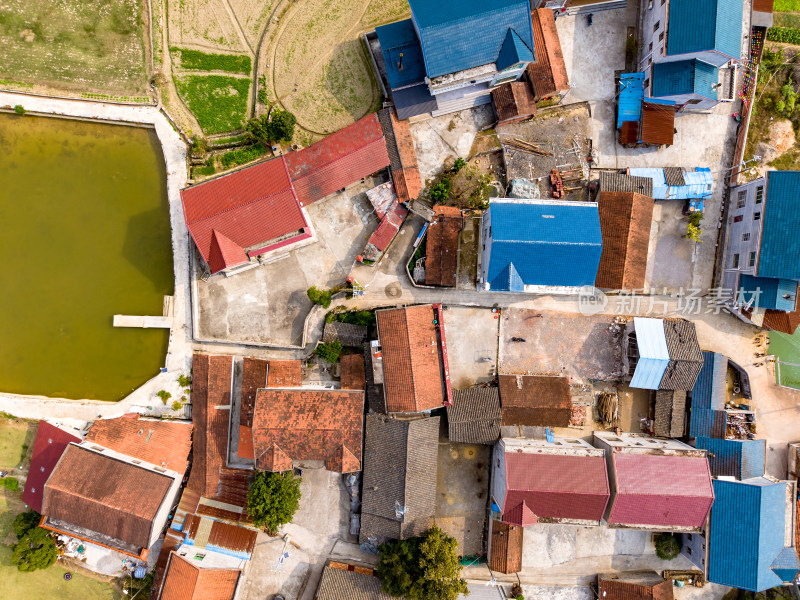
<box><xmin>639</xmin><ymin>0</ymin><xmax>668</xmax><ymax>68</ymax></box>
<box><xmin>480</xmin><ymin>210</ymin><xmax>492</xmax><ymax>286</ymax></box>
<box><xmin>491</xmin><ymin>441</ymin><xmax>507</xmax><ymax>511</ymax></box>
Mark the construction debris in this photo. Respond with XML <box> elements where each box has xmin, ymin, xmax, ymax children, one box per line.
<box><xmin>596</xmin><ymin>392</ymin><xmax>619</xmax><ymax>428</ymax></box>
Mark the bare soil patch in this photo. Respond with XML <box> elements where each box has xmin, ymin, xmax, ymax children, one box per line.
<box><xmin>168</xmin><ymin>0</ymin><xmax>246</xmax><ymax>52</ymax></box>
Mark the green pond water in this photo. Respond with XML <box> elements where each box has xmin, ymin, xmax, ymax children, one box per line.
<box><xmin>0</xmin><ymin>115</ymin><xmax>173</xmax><ymax>401</ymax></box>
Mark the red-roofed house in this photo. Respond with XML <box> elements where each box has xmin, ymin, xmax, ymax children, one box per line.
<box><xmin>491</xmin><ymin>434</ymin><xmax>611</xmax><ymax>526</ymax></box>
<box><xmin>250</xmin><ymin>388</ymin><xmax>365</xmax><ymax>472</ymax></box>
<box><xmin>594</xmin><ymin>432</ymin><xmax>714</xmax><ymax>532</ymax></box>
<box><xmin>156</xmin><ymin>551</ymin><xmax>242</xmax><ymax>600</ymax></box>
<box><xmin>181</xmin><ymin>158</ymin><xmax>312</xmax><ymax>275</ymax></box>
<box><xmin>285</xmin><ymin>114</ymin><xmax>390</xmax><ymax>206</ymax></box>
<box><xmin>85</xmin><ymin>414</ymin><xmax>192</xmax><ymax>475</ymax></box>
<box><xmin>23</xmin><ymin>422</ymin><xmax>81</xmax><ymax>513</ymax></box>
<box><xmin>375</xmin><ymin>304</ymin><xmax>451</xmax><ymax>413</ymax></box>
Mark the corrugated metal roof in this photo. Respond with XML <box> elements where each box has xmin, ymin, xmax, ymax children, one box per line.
<box><xmin>410</xmin><ymin>0</ymin><xmax>534</xmax><ymax>78</ymax></box>
<box><xmin>376</xmin><ymin>20</ymin><xmax>427</xmax><ymax>89</ymax></box>
<box><xmin>23</xmin><ymin>422</ymin><xmax>81</xmax><ymax>513</ymax></box>
<box><xmin>696</xmin><ymin>437</ymin><xmax>766</xmax><ymax>480</ymax></box>
<box><xmin>630</xmin><ymin>318</ymin><xmax>669</xmax><ymax>390</ymax></box>
<box><xmin>496</xmin><ymin>28</ymin><xmax>534</xmax><ymax>71</ymax></box>
<box><xmin>691</xmin><ymin>351</ymin><xmax>727</xmax><ymax>410</ymax></box>
<box><xmin>758</xmin><ymin>170</ymin><xmax>800</xmax><ymax>280</ymax></box>
<box><xmin>486</xmin><ymin>200</ymin><xmax>603</xmax><ymax>290</ymax></box>
<box><xmin>640</xmin><ymin>100</ymin><xmax>675</xmax><ymax>146</ymax></box>
<box><xmin>651</xmin><ymin>60</ymin><xmax>719</xmax><ymax>100</ymax></box>
<box><xmin>628</xmin><ymin>167</ymin><xmax>713</xmax><ymax>200</ymax></box>
<box><xmin>666</xmin><ymin>0</ymin><xmax>742</xmax><ymax>60</ymax></box>
<box><xmin>607</xmin><ymin>454</ymin><xmax>714</xmax><ymax>529</ymax></box>
<box><xmin>738</xmin><ymin>275</ymin><xmax>798</xmax><ymax>311</ymax></box>
<box><xmin>708</xmin><ymin>478</ymin><xmax>789</xmax><ymax>591</ymax></box>
<box><xmin>393</xmin><ymin>84</ymin><xmax>439</xmax><ymax>120</ymax></box>
<box><xmin>617</xmin><ymin>73</ymin><xmax>644</xmax><ymax>128</ymax></box>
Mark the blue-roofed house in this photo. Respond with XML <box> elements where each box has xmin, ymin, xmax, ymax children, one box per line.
<box><xmin>617</xmin><ymin>73</ymin><xmax>677</xmax><ymax>146</ymax></box>
<box><xmin>681</xmin><ymin>477</ymin><xmax>799</xmax><ymax>591</ymax></box>
<box><xmin>638</xmin><ymin>0</ymin><xmax>741</xmax><ymax>110</ymax></box>
<box><xmin>624</xmin><ymin>318</ymin><xmax>704</xmax><ymax>391</ymax></box>
<box><xmin>722</xmin><ymin>171</ymin><xmax>800</xmax><ymax>329</ymax></box>
<box><xmin>373</xmin><ymin>0</ymin><xmax>535</xmax><ymax>119</ymax></box>
<box><xmin>479</xmin><ymin>199</ymin><xmax>602</xmax><ymax>292</ymax></box>
<box><xmin>628</xmin><ymin>167</ymin><xmax>713</xmax><ymax>201</ymax></box>
<box><xmin>696</xmin><ymin>437</ymin><xmax>765</xmax><ymax>480</ymax></box>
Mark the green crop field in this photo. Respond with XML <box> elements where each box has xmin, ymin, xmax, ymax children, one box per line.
<box><xmin>0</xmin><ymin>0</ymin><xmax>146</xmax><ymax>93</ymax></box>
<box><xmin>175</xmin><ymin>75</ymin><xmax>251</xmax><ymax>134</ymax></box>
<box><xmin>171</xmin><ymin>48</ymin><xmax>252</xmax><ymax>74</ymax></box>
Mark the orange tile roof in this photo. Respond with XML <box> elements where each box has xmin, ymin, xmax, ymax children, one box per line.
<box><xmin>425</xmin><ymin>206</ymin><xmax>462</xmax><ymax>287</ymax></box>
<box><xmin>251</xmin><ymin>389</ymin><xmax>365</xmax><ymax>472</ymax></box>
<box><xmin>376</xmin><ymin>305</ymin><xmax>446</xmax><ymax>412</ymax></box>
<box><xmin>267</xmin><ymin>360</ymin><xmax>302</xmax><ymax>387</ymax></box>
<box><xmin>340</xmin><ymin>353</ymin><xmax>366</xmax><ymax>390</ymax></box>
<box><xmin>187</xmin><ymin>354</ymin><xmax>233</xmax><ymax>498</ymax></box>
<box><xmin>527</xmin><ymin>9</ymin><xmax>569</xmax><ymax>99</ymax></box>
<box><xmin>85</xmin><ymin>414</ymin><xmax>192</xmax><ymax>474</ymax></box>
<box><xmin>492</xmin><ymin>82</ymin><xmax>537</xmax><ymax>124</ymax></box>
<box><xmin>158</xmin><ymin>552</ymin><xmax>241</xmax><ymax>600</ymax></box>
<box><xmin>240</xmin><ymin>358</ymin><xmax>268</xmax><ymax>428</ymax></box>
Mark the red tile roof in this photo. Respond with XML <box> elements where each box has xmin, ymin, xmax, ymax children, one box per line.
<box><xmin>387</xmin><ymin>111</ymin><xmax>422</xmax><ymax>203</ymax></box>
<box><xmin>85</xmin><ymin>414</ymin><xmax>192</xmax><ymax>475</ymax></box>
<box><xmin>158</xmin><ymin>552</ymin><xmax>241</xmax><ymax>600</ymax></box>
<box><xmin>267</xmin><ymin>360</ymin><xmax>302</xmax><ymax>387</ymax></box>
<box><xmin>377</xmin><ymin>305</ymin><xmax>447</xmax><ymax>413</ymax></box>
<box><xmin>489</xmin><ymin>521</ymin><xmax>523</xmax><ymax>574</ymax></box>
<box><xmin>251</xmin><ymin>388</ymin><xmax>365</xmax><ymax>472</ymax></box>
<box><xmin>285</xmin><ymin>114</ymin><xmax>391</xmax><ymax>206</ymax></box>
<box><xmin>492</xmin><ymin>82</ymin><xmax>537</xmax><ymax>124</ymax></box>
<box><xmin>425</xmin><ymin>206</ymin><xmax>462</xmax><ymax>287</ymax></box>
<box><xmin>501</xmin><ymin>451</ymin><xmax>610</xmax><ymax>524</ymax></box>
<box><xmin>607</xmin><ymin>454</ymin><xmax>714</xmax><ymax>528</ymax></box>
<box><xmin>527</xmin><ymin>8</ymin><xmax>569</xmax><ymax>99</ymax></box>
<box><xmin>393</xmin><ymin>167</ymin><xmax>423</xmax><ymax>204</ymax></box>
<box><xmin>181</xmin><ymin>158</ymin><xmax>308</xmax><ymax>273</ymax></box>
<box><xmin>187</xmin><ymin>354</ymin><xmax>233</xmax><ymax>498</ymax></box>
<box><xmin>43</xmin><ymin>444</ymin><xmax>173</xmax><ymax>549</ymax></box>
<box><xmin>640</xmin><ymin>100</ymin><xmax>675</xmax><ymax>146</ymax></box>
<box><xmin>23</xmin><ymin>422</ymin><xmax>81</xmax><ymax>513</ymax></box>
<box><xmin>240</xmin><ymin>358</ymin><xmax>268</xmax><ymax>428</ymax></box>
<box><xmin>340</xmin><ymin>353</ymin><xmax>366</xmax><ymax>390</ymax></box>
<box><xmin>595</xmin><ymin>191</ymin><xmax>655</xmax><ymax>290</ymax></box>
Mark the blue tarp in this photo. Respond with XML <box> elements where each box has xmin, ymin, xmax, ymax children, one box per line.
<box><xmin>617</xmin><ymin>73</ymin><xmax>644</xmax><ymax>128</ymax></box>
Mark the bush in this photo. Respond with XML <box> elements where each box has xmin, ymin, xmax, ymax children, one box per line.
<box><xmin>654</xmin><ymin>533</ymin><xmax>681</xmax><ymax>560</ymax></box>
<box><xmin>219</xmin><ymin>143</ymin><xmax>267</xmax><ymax>169</ymax></box>
<box><xmin>13</xmin><ymin>105</ymin><xmax>25</xmax><ymax>115</ymax></box>
<box><xmin>191</xmin><ymin>135</ymin><xmax>209</xmax><ymax>155</ymax></box>
<box><xmin>247</xmin><ymin>471</ymin><xmax>302</xmax><ymax>534</ymax></box>
<box><xmin>314</xmin><ymin>340</ymin><xmax>343</xmax><ymax>363</ymax></box>
<box><xmin>171</xmin><ymin>48</ymin><xmax>251</xmax><ymax>75</ymax></box>
<box><xmin>177</xmin><ymin>374</ymin><xmax>192</xmax><ymax>387</ymax></box>
<box><xmin>12</xmin><ymin>527</ymin><xmax>57</xmax><ymax>572</ymax></box>
<box><xmin>688</xmin><ymin>211</ymin><xmax>704</xmax><ymax>227</ymax></box>
<box><xmin>307</xmin><ymin>286</ymin><xmax>333</xmax><ymax>308</ymax></box>
<box><xmin>325</xmin><ymin>309</ymin><xmax>376</xmax><ymax>328</ymax></box>
<box><xmin>156</xmin><ymin>390</ymin><xmax>171</xmax><ymax>404</ymax></box>
<box><xmin>767</xmin><ymin>27</ymin><xmax>800</xmax><ymax>45</ymax></box>
<box><xmin>776</xmin><ymin>99</ymin><xmax>787</xmax><ymax>112</ymax></box>
<box><xmin>430</xmin><ymin>178</ymin><xmax>452</xmax><ymax>204</ymax></box>
<box><xmin>245</xmin><ymin>110</ymin><xmax>297</xmax><ymax>145</ymax></box>
<box><xmin>1</xmin><ymin>477</ymin><xmax>19</xmax><ymax>491</ymax></box>
<box><xmin>171</xmin><ymin>400</ymin><xmax>183</xmax><ymax>411</ymax></box>
<box><xmin>376</xmin><ymin>526</ymin><xmax>468</xmax><ymax>600</ymax></box>
<box><xmin>13</xmin><ymin>511</ymin><xmax>40</xmax><ymax>539</ymax></box>
<box><xmin>194</xmin><ymin>164</ymin><xmax>216</xmax><ymax>177</ymax></box>
<box><xmin>452</xmin><ymin>158</ymin><xmax>467</xmax><ymax>173</ymax></box>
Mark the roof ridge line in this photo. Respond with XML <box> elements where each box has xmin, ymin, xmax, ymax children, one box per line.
<box><xmin>186</xmin><ymin>177</ymin><xmax>299</xmax><ymax>227</ymax></box>
<box><xmin>291</xmin><ymin>135</ymin><xmax>387</xmax><ymax>181</ymax></box>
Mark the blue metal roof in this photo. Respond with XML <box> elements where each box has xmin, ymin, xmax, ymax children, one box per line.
<box><xmin>666</xmin><ymin>0</ymin><xmax>742</xmax><ymax>60</ymax></box>
<box><xmin>689</xmin><ymin>408</ymin><xmax>726</xmax><ymax>439</ymax></box>
<box><xmin>376</xmin><ymin>20</ymin><xmax>427</xmax><ymax>89</ymax></box>
<box><xmin>628</xmin><ymin>167</ymin><xmax>713</xmax><ymax>200</ymax></box>
<box><xmin>409</xmin><ymin>0</ymin><xmax>534</xmax><ymax>78</ymax></box>
<box><xmin>617</xmin><ymin>73</ymin><xmax>645</xmax><ymax>128</ymax></box>
<box><xmin>630</xmin><ymin>318</ymin><xmax>670</xmax><ymax>389</ymax></box>
<box><xmin>758</xmin><ymin>170</ymin><xmax>800</xmax><ymax>280</ymax></box>
<box><xmin>709</xmin><ymin>478</ymin><xmax>790</xmax><ymax>591</ymax></box>
<box><xmin>496</xmin><ymin>28</ymin><xmax>534</xmax><ymax>71</ymax></box>
<box><xmin>651</xmin><ymin>60</ymin><xmax>719</xmax><ymax>100</ymax></box>
<box><xmin>486</xmin><ymin>200</ymin><xmax>603</xmax><ymax>290</ymax></box>
<box><xmin>691</xmin><ymin>351</ymin><xmax>727</xmax><ymax>410</ymax></box>
<box><xmin>772</xmin><ymin>547</ymin><xmax>800</xmax><ymax>583</ymax></box>
<box><xmin>696</xmin><ymin>437</ymin><xmax>765</xmax><ymax>480</ymax></box>
<box><xmin>738</xmin><ymin>275</ymin><xmax>798</xmax><ymax>311</ymax></box>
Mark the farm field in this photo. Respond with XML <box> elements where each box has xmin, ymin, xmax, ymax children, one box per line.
<box><xmin>0</xmin><ymin>419</ymin><xmax>34</xmax><ymax>471</ymax></box>
<box><xmin>0</xmin><ymin>0</ymin><xmax>147</xmax><ymax>94</ymax></box>
<box><xmin>175</xmin><ymin>74</ymin><xmax>251</xmax><ymax>133</ymax></box>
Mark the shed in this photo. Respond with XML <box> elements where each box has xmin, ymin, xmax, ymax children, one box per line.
<box><xmin>489</xmin><ymin>520</ymin><xmax>523</xmax><ymax>574</ymax></box>
<box><xmin>695</xmin><ymin>437</ymin><xmax>766</xmax><ymax>480</ymax></box>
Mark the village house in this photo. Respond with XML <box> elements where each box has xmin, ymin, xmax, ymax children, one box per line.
<box><xmin>638</xmin><ymin>0</ymin><xmax>741</xmax><ymax>110</ymax></box>
<box><xmin>617</xmin><ymin>72</ymin><xmax>676</xmax><ymax>147</ymax></box>
<box><xmin>498</xmin><ymin>374</ymin><xmax>573</xmax><ymax>428</ymax></box>
<box><xmin>374</xmin><ymin>0</ymin><xmax>536</xmax><ymax>119</ymax></box>
<box><xmin>480</xmin><ymin>198</ymin><xmax>603</xmax><ymax>292</ymax></box>
<box><xmin>689</xmin><ymin>351</ymin><xmax>755</xmax><ymax>440</ymax></box>
<box><xmin>597</xmin><ymin>572</ymin><xmax>674</xmax><ymax>600</ymax></box>
<box><xmin>447</xmin><ymin>387</ymin><xmax>502</xmax><ymax>445</ymax></box>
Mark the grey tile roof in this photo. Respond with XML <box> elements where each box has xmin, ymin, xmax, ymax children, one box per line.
<box><xmin>323</xmin><ymin>321</ymin><xmax>368</xmax><ymax>347</ymax></box>
<box><xmin>654</xmin><ymin>390</ymin><xmax>687</xmax><ymax>437</ymax></box>
<box><xmin>661</xmin><ymin>319</ymin><xmax>704</xmax><ymax>391</ymax></box>
<box><xmin>315</xmin><ymin>566</ymin><xmax>395</xmax><ymax>600</ymax></box>
<box><xmin>378</xmin><ymin>108</ymin><xmax>403</xmax><ymax>173</ymax></box>
<box><xmin>364</xmin><ymin>346</ymin><xmax>386</xmax><ymax>414</ymax></box>
<box><xmin>447</xmin><ymin>387</ymin><xmax>501</xmax><ymax>444</ymax></box>
<box><xmin>663</xmin><ymin>167</ymin><xmax>686</xmax><ymax>186</ymax></box>
<box><xmin>359</xmin><ymin>415</ymin><xmax>439</xmax><ymax>545</ymax></box>
<box><xmin>599</xmin><ymin>172</ymin><xmax>654</xmax><ymax>197</ymax></box>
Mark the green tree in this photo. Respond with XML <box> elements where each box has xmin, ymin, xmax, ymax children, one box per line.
<box><xmin>654</xmin><ymin>533</ymin><xmax>681</xmax><ymax>560</ymax></box>
<box><xmin>11</xmin><ymin>527</ymin><xmax>57</xmax><ymax>572</ymax></box>
<box><xmin>307</xmin><ymin>286</ymin><xmax>333</xmax><ymax>308</ymax></box>
<box><xmin>266</xmin><ymin>109</ymin><xmax>296</xmax><ymax>143</ymax></box>
<box><xmin>314</xmin><ymin>340</ymin><xmax>343</xmax><ymax>363</ymax></box>
<box><xmin>246</xmin><ymin>471</ymin><xmax>302</xmax><ymax>534</ymax></box>
<box><xmin>430</xmin><ymin>178</ymin><xmax>452</xmax><ymax>204</ymax></box>
<box><xmin>245</xmin><ymin>115</ymin><xmax>271</xmax><ymax>145</ymax></box>
<box><xmin>13</xmin><ymin>510</ymin><xmax>40</xmax><ymax>539</ymax></box>
<box><xmin>177</xmin><ymin>374</ymin><xmax>192</xmax><ymax>388</ymax></box>
<box><xmin>376</xmin><ymin>526</ymin><xmax>468</xmax><ymax>600</ymax></box>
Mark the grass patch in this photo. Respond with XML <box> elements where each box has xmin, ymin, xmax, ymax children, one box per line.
<box><xmin>171</xmin><ymin>47</ymin><xmax>251</xmax><ymax>74</ymax></box>
<box><xmin>775</xmin><ymin>12</ymin><xmax>800</xmax><ymax>28</ymax></box>
<box><xmin>0</xmin><ymin>0</ymin><xmax>146</xmax><ymax>93</ymax></box>
<box><xmin>767</xmin><ymin>27</ymin><xmax>800</xmax><ymax>45</ymax></box>
<box><xmin>0</xmin><ymin>420</ymin><xmax>34</xmax><ymax>470</ymax></box>
<box><xmin>775</xmin><ymin>0</ymin><xmax>800</xmax><ymax>11</ymax></box>
<box><xmin>193</xmin><ymin>164</ymin><xmax>216</xmax><ymax>177</ymax></box>
<box><xmin>210</xmin><ymin>134</ymin><xmax>248</xmax><ymax>146</ymax></box>
<box><xmin>174</xmin><ymin>75</ymin><xmax>250</xmax><ymax>134</ymax></box>
<box><xmin>219</xmin><ymin>143</ymin><xmax>267</xmax><ymax>169</ymax></box>
<box><xmin>361</xmin><ymin>0</ymin><xmax>411</xmax><ymax>27</ymax></box>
